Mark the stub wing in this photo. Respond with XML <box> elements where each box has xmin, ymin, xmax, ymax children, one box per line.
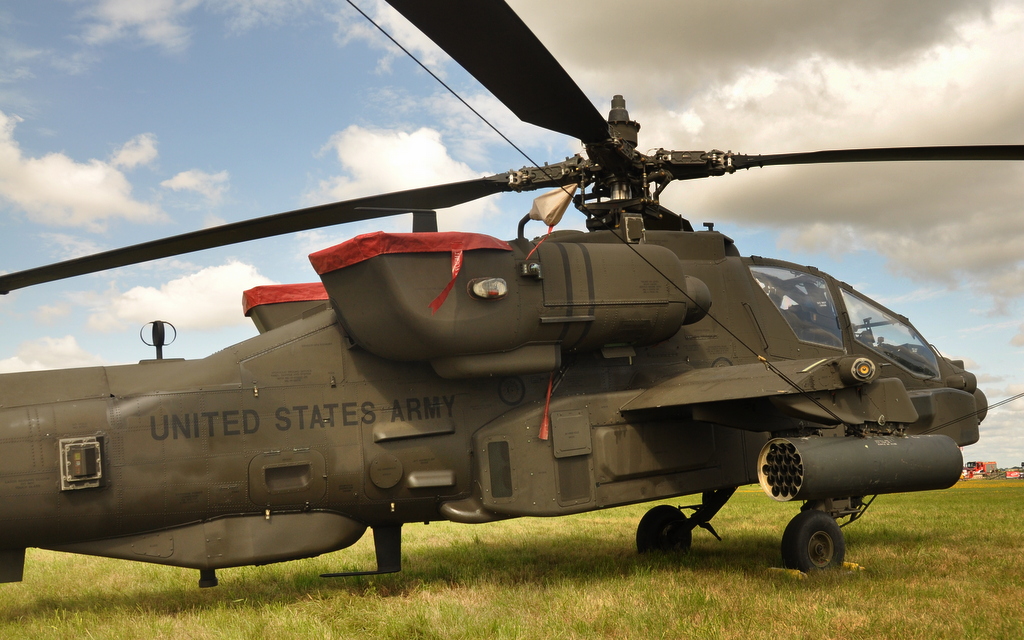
<box><xmin>619</xmin><ymin>356</ymin><xmax>930</xmax><ymax>430</ymax></box>
<box><xmin>620</xmin><ymin>357</ymin><xmax>848</xmax><ymax>412</ymax></box>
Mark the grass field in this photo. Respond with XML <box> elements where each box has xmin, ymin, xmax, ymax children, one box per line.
<box><xmin>1</xmin><ymin>481</ymin><xmax>1022</xmax><ymax>639</ymax></box>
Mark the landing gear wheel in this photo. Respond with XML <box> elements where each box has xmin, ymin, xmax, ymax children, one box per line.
<box><xmin>636</xmin><ymin>505</ymin><xmax>692</xmax><ymax>553</ymax></box>
<box><xmin>781</xmin><ymin>509</ymin><xmax>845</xmax><ymax>571</ymax></box>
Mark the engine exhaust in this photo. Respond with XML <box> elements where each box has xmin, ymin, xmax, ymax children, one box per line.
<box><xmin>758</xmin><ymin>434</ymin><xmax>963</xmax><ymax>502</ymax></box>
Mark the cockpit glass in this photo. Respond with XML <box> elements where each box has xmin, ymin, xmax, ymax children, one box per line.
<box><xmin>749</xmin><ymin>266</ymin><xmax>843</xmax><ymax>348</ymax></box>
<box><xmin>840</xmin><ymin>289</ymin><xmax>940</xmax><ymax>378</ymax></box>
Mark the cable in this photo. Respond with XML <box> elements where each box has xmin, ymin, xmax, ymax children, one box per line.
<box><xmin>350</xmin><ymin>0</ymin><xmax>1022</xmax><ymax>431</ymax></box>
<box><xmin>923</xmin><ymin>390</ymin><xmax>1024</xmax><ymax>435</ymax></box>
<box><xmin>354</xmin><ymin>0</ymin><xmax>844</xmax><ymax>422</ymax></box>
<box><xmin>346</xmin><ymin>0</ymin><xmax>579</xmax><ymax>227</ymax></box>
<box><xmin>346</xmin><ymin>0</ymin><xmax>551</xmax><ymax>178</ymax></box>
<box><xmin>590</xmin><ymin>217</ymin><xmax>849</xmax><ymax>425</ymax></box>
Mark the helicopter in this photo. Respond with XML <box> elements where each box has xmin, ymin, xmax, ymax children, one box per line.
<box><xmin>0</xmin><ymin>0</ymin><xmax>1020</xmax><ymax>589</ymax></box>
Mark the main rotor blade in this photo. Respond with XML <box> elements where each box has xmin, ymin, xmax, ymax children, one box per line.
<box><xmin>732</xmin><ymin>145</ymin><xmax>1024</xmax><ymax>170</ymax></box>
<box><xmin>0</xmin><ymin>176</ymin><xmax>509</xmax><ymax>294</ymax></box>
<box><xmin>383</xmin><ymin>0</ymin><xmax>610</xmax><ymax>145</ymax></box>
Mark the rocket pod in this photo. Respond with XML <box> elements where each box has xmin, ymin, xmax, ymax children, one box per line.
<box><xmin>757</xmin><ymin>434</ymin><xmax>963</xmax><ymax>502</ymax></box>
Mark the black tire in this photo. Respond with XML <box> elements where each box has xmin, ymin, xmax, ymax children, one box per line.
<box><xmin>781</xmin><ymin>509</ymin><xmax>845</xmax><ymax>571</ymax></box>
<box><xmin>636</xmin><ymin>505</ymin><xmax>692</xmax><ymax>554</ymax></box>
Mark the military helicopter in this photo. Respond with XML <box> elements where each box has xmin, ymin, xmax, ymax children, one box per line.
<box><xmin>0</xmin><ymin>0</ymin><xmax>1019</xmax><ymax>589</ymax></box>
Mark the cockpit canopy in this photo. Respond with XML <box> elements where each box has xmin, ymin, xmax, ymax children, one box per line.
<box><xmin>840</xmin><ymin>288</ymin><xmax>940</xmax><ymax>378</ymax></box>
<box><xmin>750</xmin><ymin>266</ymin><xmax>843</xmax><ymax>349</ymax></box>
<box><xmin>750</xmin><ymin>264</ymin><xmax>940</xmax><ymax>379</ymax></box>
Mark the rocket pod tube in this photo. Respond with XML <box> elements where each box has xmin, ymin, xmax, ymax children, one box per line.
<box><xmin>757</xmin><ymin>434</ymin><xmax>962</xmax><ymax>502</ymax></box>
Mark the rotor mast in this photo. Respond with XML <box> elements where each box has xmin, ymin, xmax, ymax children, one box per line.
<box><xmin>605</xmin><ymin>95</ymin><xmax>641</xmax><ymax>201</ymax></box>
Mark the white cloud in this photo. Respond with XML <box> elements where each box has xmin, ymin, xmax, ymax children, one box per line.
<box><xmin>111</xmin><ymin>133</ymin><xmax>158</xmax><ymax>169</ymax></box>
<box><xmin>354</xmin><ymin>87</ymin><xmax>568</xmax><ymax>168</ymax></box>
<box><xmin>314</xmin><ymin>125</ymin><xmax>477</xmax><ymax>199</ymax></box>
<box><xmin>871</xmin><ymin>287</ymin><xmax>949</xmax><ymax>307</ymax></box>
<box><xmin>642</xmin><ymin>4</ymin><xmax>1024</xmax><ymax>305</ymax></box>
<box><xmin>308</xmin><ymin>125</ymin><xmax>502</xmax><ymax>232</ymax></box>
<box><xmin>0</xmin><ymin>111</ymin><xmax>165</xmax><ymax>230</ymax></box>
<box><xmin>966</xmin><ymin>396</ymin><xmax>1024</xmax><ymax>468</ymax></box>
<box><xmin>331</xmin><ymin>0</ymin><xmax>448</xmax><ymax>73</ymax></box>
<box><xmin>0</xmin><ymin>32</ymin><xmax>44</xmax><ymax>88</ymax></box>
<box><xmin>315</xmin><ymin>0</ymin><xmax>1024</xmax><ymax>307</ymax></box>
<box><xmin>420</xmin><ymin>91</ymin><xmax>568</xmax><ymax>167</ymax></box>
<box><xmin>215</xmin><ymin>0</ymin><xmax>318</xmax><ymax>32</ymax></box>
<box><xmin>203</xmin><ymin>214</ymin><xmax>227</xmax><ymax>228</ymax></box>
<box><xmin>87</xmin><ymin>261</ymin><xmax>276</xmax><ymax>331</ymax></box>
<box><xmin>33</xmin><ymin>303</ymin><xmax>72</xmax><ymax>324</ymax></box>
<box><xmin>76</xmin><ymin>0</ymin><xmax>442</xmax><ymax>61</ymax></box>
<box><xmin>38</xmin><ymin>233</ymin><xmax>105</xmax><ymax>260</ymax></box>
<box><xmin>71</xmin><ymin>0</ymin><xmax>331</xmax><ymax>53</ymax></box>
<box><xmin>80</xmin><ymin>0</ymin><xmax>203</xmax><ymax>51</ymax></box>
<box><xmin>0</xmin><ymin>335</ymin><xmax>105</xmax><ymax>373</ymax></box>
<box><xmin>72</xmin><ymin>0</ymin><xmax>448</xmax><ymax>62</ymax></box>
<box><xmin>508</xmin><ymin>0</ymin><xmax>1001</xmax><ymax>100</ymax></box>
<box><xmin>668</xmin><ymin>109</ymin><xmax>704</xmax><ymax>137</ymax></box>
<box><xmin>161</xmin><ymin>168</ymin><xmax>230</xmax><ymax>203</ymax></box>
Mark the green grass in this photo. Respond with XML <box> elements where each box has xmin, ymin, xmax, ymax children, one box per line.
<box><xmin>2</xmin><ymin>481</ymin><xmax>1023</xmax><ymax>639</ymax></box>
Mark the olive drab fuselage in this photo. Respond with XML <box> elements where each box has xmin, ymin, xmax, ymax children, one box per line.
<box><xmin>0</xmin><ymin>227</ymin><xmax>983</xmax><ymax>581</ymax></box>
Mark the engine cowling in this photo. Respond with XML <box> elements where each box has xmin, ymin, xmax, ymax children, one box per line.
<box><xmin>310</xmin><ymin>232</ymin><xmax>710</xmax><ymax>378</ymax></box>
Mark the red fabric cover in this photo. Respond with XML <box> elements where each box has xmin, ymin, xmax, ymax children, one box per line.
<box><xmin>308</xmin><ymin>231</ymin><xmax>512</xmax><ymax>275</ymax></box>
<box><xmin>242</xmin><ymin>282</ymin><xmax>329</xmax><ymax>316</ymax></box>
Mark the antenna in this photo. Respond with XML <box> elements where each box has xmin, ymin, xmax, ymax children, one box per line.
<box><xmin>141</xmin><ymin>321</ymin><xmax>176</xmax><ymax>360</ymax></box>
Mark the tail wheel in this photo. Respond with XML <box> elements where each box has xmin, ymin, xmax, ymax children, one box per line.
<box><xmin>781</xmin><ymin>509</ymin><xmax>845</xmax><ymax>571</ymax></box>
<box><xmin>636</xmin><ymin>505</ymin><xmax>692</xmax><ymax>553</ymax></box>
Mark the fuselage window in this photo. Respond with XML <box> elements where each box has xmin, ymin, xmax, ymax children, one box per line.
<box><xmin>839</xmin><ymin>289</ymin><xmax>940</xmax><ymax>378</ymax></box>
<box><xmin>749</xmin><ymin>266</ymin><xmax>843</xmax><ymax>348</ymax></box>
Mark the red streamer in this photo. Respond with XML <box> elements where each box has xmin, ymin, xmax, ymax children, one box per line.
<box><xmin>428</xmin><ymin>243</ymin><xmax>464</xmax><ymax>314</ymax></box>
<box><xmin>524</xmin><ymin>226</ymin><xmax>555</xmax><ymax>261</ymax></box>
<box><xmin>538</xmin><ymin>372</ymin><xmax>554</xmax><ymax>441</ymax></box>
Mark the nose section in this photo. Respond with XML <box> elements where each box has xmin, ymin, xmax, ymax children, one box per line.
<box><xmin>944</xmin><ymin>369</ymin><xmax>977</xmax><ymax>394</ymax></box>
<box><xmin>943</xmin><ymin>365</ymin><xmax>986</xmax><ymax>424</ymax></box>
<box><xmin>972</xmin><ymin>387</ymin><xmax>988</xmax><ymax>423</ymax></box>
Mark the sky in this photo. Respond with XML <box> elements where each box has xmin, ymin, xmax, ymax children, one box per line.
<box><xmin>1</xmin><ymin>0</ymin><xmax>1023</xmax><ymax>466</ymax></box>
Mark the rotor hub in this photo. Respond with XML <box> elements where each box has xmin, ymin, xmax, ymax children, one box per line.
<box><xmin>607</xmin><ymin>95</ymin><xmax>640</xmax><ymax>147</ymax></box>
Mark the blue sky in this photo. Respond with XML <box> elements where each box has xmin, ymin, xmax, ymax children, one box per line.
<box><xmin>2</xmin><ymin>0</ymin><xmax>1024</xmax><ymax>466</ymax></box>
